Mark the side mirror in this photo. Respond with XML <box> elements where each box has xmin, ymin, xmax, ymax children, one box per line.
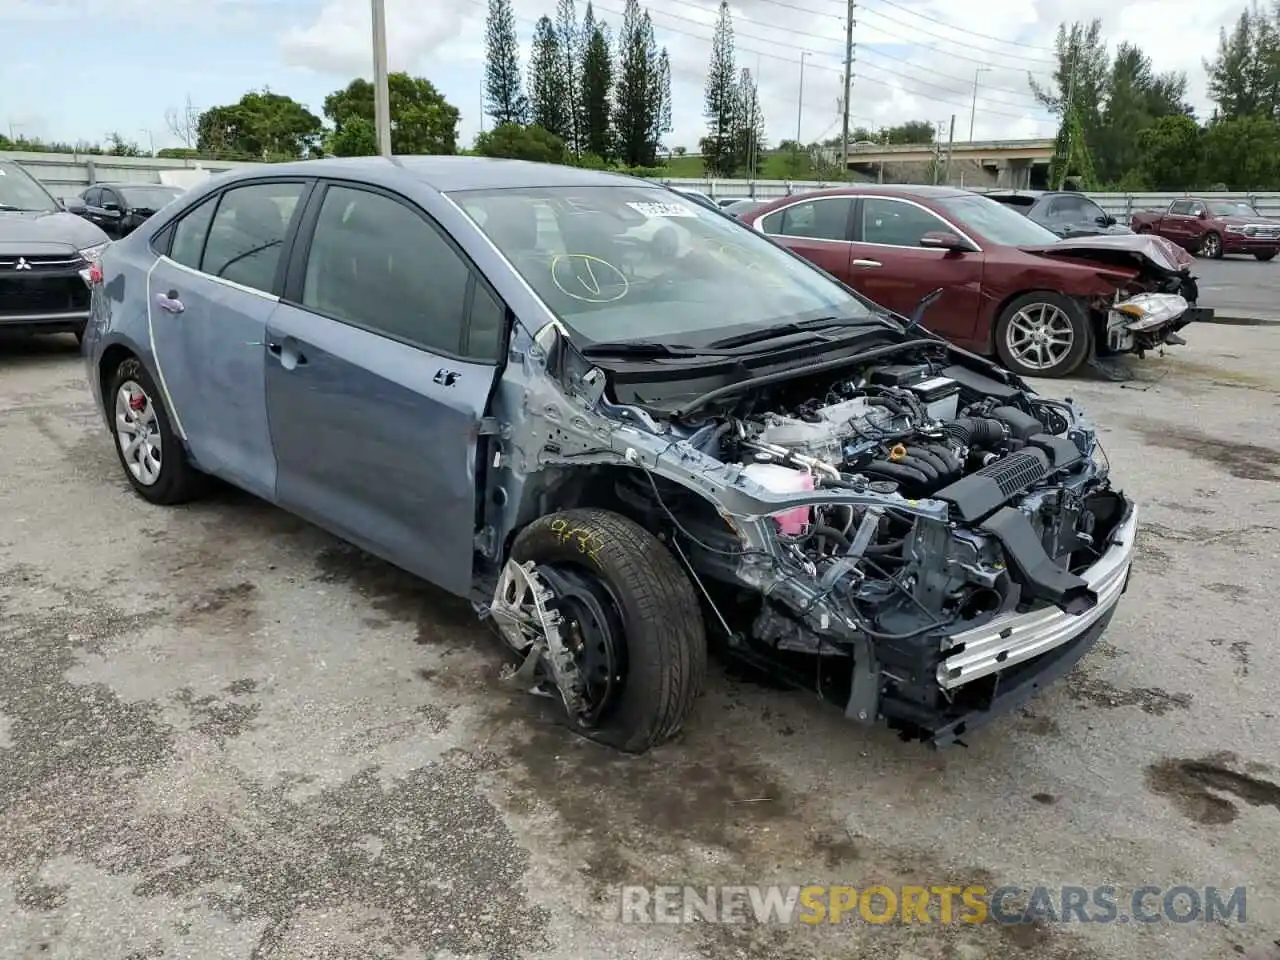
<box><xmin>919</xmin><ymin>230</ymin><xmax>972</xmax><ymax>252</ymax></box>
<box><xmin>1197</xmin><ymin>210</ymin><xmax>1208</xmax><ymax>220</ymax></box>
<box><xmin>60</xmin><ymin>197</ymin><xmax>87</xmax><ymax>214</ymax></box>
<box><xmin>1097</xmin><ymin>214</ymin><xmax>1116</xmax><ymax>227</ymax></box>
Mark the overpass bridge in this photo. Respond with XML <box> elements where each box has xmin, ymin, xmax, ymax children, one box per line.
<box><xmin>824</xmin><ymin>138</ymin><xmax>1056</xmax><ymax>189</ymax></box>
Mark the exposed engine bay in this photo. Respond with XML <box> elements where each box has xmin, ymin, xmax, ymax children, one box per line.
<box><xmin>587</xmin><ymin>343</ymin><xmax>1135</xmax><ymax>744</ymax></box>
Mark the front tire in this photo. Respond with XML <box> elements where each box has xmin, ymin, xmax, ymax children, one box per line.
<box><xmin>1255</xmin><ymin>250</ymin><xmax>1277</xmax><ymax>262</ymax></box>
<box><xmin>106</xmin><ymin>357</ymin><xmax>208</xmax><ymax>505</ymax></box>
<box><xmin>1200</xmin><ymin>231</ymin><xmax>1224</xmax><ymax>259</ymax></box>
<box><xmin>510</xmin><ymin>508</ymin><xmax>707</xmax><ymax>753</ymax></box>
<box><xmin>994</xmin><ymin>292</ymin><xmax>1091</xmax><ymax>379</ymax></box>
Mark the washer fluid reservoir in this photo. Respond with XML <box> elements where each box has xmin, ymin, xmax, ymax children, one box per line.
<box><xmin>743</xmin><ymin>463</ymin><xmax>814</xmax><ymax>536</ymax></box>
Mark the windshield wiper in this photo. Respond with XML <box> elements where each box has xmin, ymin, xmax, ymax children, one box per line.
<box><xmin>580</xmin><ymin>340</ymin><xmax>716</xmax><ymax>358</ymax></box>
<box><xmin>706</xmin><ymin>314</ymin><xmax>885</xmax><ymax>349</ymax></box>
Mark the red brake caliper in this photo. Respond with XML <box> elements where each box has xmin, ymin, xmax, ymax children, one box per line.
<box><xmin>128</xmin><ymin>393</ymin><xmax>146</xmax><ymax>412</ymax></box>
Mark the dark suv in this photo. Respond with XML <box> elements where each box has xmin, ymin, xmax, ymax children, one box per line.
<box><xmin>77</xmin><ymin>182</ymin><xmax>185</xmax><ymax>239</ymax></box>
<box><xmin>0</xmin><ymin>158</ymin><xmax>111</xmax><ymax>340</ymax></box>
<box><xmin>984</xmin><ymin>190</ymin><xmax>1133</xmax><ymax>239</ymax></box>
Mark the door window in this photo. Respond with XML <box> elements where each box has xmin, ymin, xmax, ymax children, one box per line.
<box><xmin>83</xmin><ymin>187</ymin><xmax>101</xmax><ymax>206</ymax></box>
<box><xmin>1188</xmin><ymin>201</ymin><xmax>1206</xmax><ymax>216</ymax></box>
<box><xmin>860</xmin><ymin>198</ymin><xmax>952</xmax><ymax>246</ymax></box>
<box><xmin>759</xmin><ymin>197</ymin><xmax>853</xmax><ymax>241</ymax></box>
<box><xmin>1168</xmin><ymin>200</ymin><xmax>1191</xmax><ymax>215</ymax></box>
<box><xmin>300</xmin><ymin>184</ymin><xmax>475</xmax><ymax>357</ymax></box>
<box><xmin>201</xmin><ymin>182</ymin><xmax>304</xmax><ymax>292</ymax></box>
<box><xmin>169</xmin><ymin>196</ymin><xmax>219</xmax><ymax>270</ymax></box>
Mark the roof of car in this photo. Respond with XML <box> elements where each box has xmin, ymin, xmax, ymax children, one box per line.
<box><xmin>232</xmin><ymin>155</ymin><xmax>654</xmax><ymax>192</ymax></box>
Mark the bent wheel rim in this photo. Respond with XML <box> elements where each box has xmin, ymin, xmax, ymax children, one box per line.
<box><xmin>114</xmin><ymin>380</ymin><xmax>163</xmax><ymax>486</ymax></box>
<box><xmin>1005</xmin><ymin>303</ymin><xmax>1074</xmax><ymax>371</ymax></box>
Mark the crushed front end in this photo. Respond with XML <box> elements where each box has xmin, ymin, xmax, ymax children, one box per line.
<box><xmin>490</xmin><ymin>328</ymin><xmax>1138</xmax><ymax>747</ymax></box>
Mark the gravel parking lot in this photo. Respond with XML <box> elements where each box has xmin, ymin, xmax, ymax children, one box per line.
<box><xmin>1</xmin><ymin>327</ymin><xmax>1278</xmax><ymax>960</ymax></box>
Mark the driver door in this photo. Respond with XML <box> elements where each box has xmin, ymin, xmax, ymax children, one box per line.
<box><xmin>847</xmin><ymin>196</ymin><xmax>983</xmax><ymax>344</ymax></box>
<box><xmin>264</xmin><ymin>182</ymin><xmax>506</xmax><ymax>597</ymax></box>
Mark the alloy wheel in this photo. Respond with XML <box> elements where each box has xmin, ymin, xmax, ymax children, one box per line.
<box><xmin>1005</xmin><ymin>303</ymin><xmax>1075</xmax><ymax>372</ymax></box>
<box><xmin>114</xmin><ymin>380</ymin><xmax>163</xmax><ymax>485</ymax></box>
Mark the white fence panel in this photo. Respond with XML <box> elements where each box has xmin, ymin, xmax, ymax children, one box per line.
<box><xmin>7</xmin><ymin>152</ymin><xmax>1280</xmax><ymax>223</ymax></box>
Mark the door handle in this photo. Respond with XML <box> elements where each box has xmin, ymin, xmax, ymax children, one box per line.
<box><xmin>268</xmin><ymin>341</ymin><xmax>307</xmax><ymax>368</ymax></box>
<box><xmin>851</xmin><ymin>259</ymin><xmax>882</xmax><ymax>268</ymax></box>
<box><xmin>156</xmin><ymin>291</ymin><xmax>184</xmax><ymax>313</ymax></box>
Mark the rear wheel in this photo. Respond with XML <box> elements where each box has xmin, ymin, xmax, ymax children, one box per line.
<box><xmin>501</xmin><ymin>508</ymin><xmax>707</xmax><ymax>753</ymax></box>
<box><xmin>994</xmin><ymin>292</ymin><xmax>1091</xmax><ymax>379</ymax></box>
<box><xmin>1200</xmin><ymin>231</ymin><xmax>1224</xmax><ymax>259</ymax></box>
<box><xmin>1135</xmin><ymin>225</ymin><xmax>1152</xmax><ymax>234</ymax></box>
<box><xmin>1255</xmin><ymin>250</ymin><xmax>1277</xmax><ymax>262</ymax></box>
<box><xmin>106</xmin><ymin>357</ymin><xmax>209</xmax><ymax>505</ymax></box>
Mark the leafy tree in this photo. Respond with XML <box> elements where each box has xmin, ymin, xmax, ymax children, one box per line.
<box><xmin>529</xmin><ymin>17</ymin><xmax>571</xmax><ymax>141</ymax></box>
<box><xmin>613</xmin><ymin>0</ymin><xmax>661</xmax><ymax>167</ymax></box>
<box><xmin>579</xmin><ymin>4</ymin><xmax>614</xmax><ymax>160</ymax></box>
<box><xmin>197</xmin><ymin>90</ymin><xmax>323</xmax><ymax>159</ymax></box>
<box><xmin>323</xmin><ymin>74</ymin><xmax>459</xmax><ymax>155</ymax></box>
<box><xmin>1048</xmin><ymin>99</ymin><xmax>1096</xmax><ymax>189</ymax></box>
<box><xmin>474</xmin><ymin>123</ymin><xmax>569</xmax><ymax>163</ymax></box>
<box><xmin>1205</xmin><ymin>2</ymin><xmax>1280</xmax><ymax>120</ymax></box>
<box><xmin>702</xmin><ymin>0</ymin><xmax>737</xmax><ymax>177</ymax></box>
<box><xmin>1096</xmin><ymin>43</ymin><xmax>1191</xmax><ymax>183</ymax></box>
<box><xmin>1030</xmin><ymin>20</ymin><xmax>1110</xmax><ymax>166</ymax></box>
<box><xmin>555</xmin><ymin>0</ymin><xmax>581</xmax><ymax>153</ymax></box>
<box><xmin>652</xmin><ymin>40</ymin><xmax>673</xmax><ymax>154</ymax></box>
<box><xmin>1201</xmin><ymin>113</ymin><xmax>1280</xmax><ymax>189</ymax></box>
<box><xmin>484</xmin><ymin>0</ymin><xmax>528</xmax><ymax>126</ymax></box>
<box><xmin>105</xmin><ymin>132</ymin><xmax>142</xmax><ymax>157</ymax></box>
<box><xmin>881</xmin><ymin>120</ymin><xmax>934</xmax><ymax>144</ymax></box>
<box><xmin>1135</xmin><ymin>114</ymin><xmax>1203</xmax><ymax>190</ymax></box>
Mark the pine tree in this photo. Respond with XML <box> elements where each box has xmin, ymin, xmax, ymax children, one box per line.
<box><xmin>655</xmin><ymin>48</ymin><xmax>673</xmax><ymax>152</ymax></box>
<box><xmin>732</xmin><ymin>67</ymin><xmax>765</xmax><ymax>176</ymax></box>
<box><xmin>484</xmin><ymin>0</ymin><xmax>528</xmax><ymax>126</ymax></box>
<box><xmin>555</xmin><ymin>0</ymin><xmax>581</xmax><ymax>154</ymax></box>
<box><xmin>613</xmin><ymin>0</ymin><xmax>658</xmax><ymax>167</ymax></box>
<box><xmin>702</xmin><ymin>1</ymin><xmax>737</xmax><ymax>177</ymax></box>
<box><xmin>580</xmin><ymin>4</ymin><xmax>614</xmax><ymax>160</ymax></box>
<box><xmin>529</xmin><ymin>16</ymin><xmax>570</xmax><ymax>139</ymax></box>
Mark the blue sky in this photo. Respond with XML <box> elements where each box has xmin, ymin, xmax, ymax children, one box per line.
<box><xmin>0</xmin><ymin>0</ymin><xmax>1231</xmax><ymax>155</ymax></box>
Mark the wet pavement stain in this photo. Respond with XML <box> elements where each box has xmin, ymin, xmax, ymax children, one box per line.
<box><xmin>1208</xmin><ymin>637</ymin><xmax>1252</xmax><ymax>677</ymax></box>
<box><xmin>1066</xmin><ymin>673</ymin><xmax>1192</xmax><ymax>716</ymax></box>
<box><xmin>1146</xmin><ymin>754</ymin><xmax>1280</xmax><ymax>825</ymax></box>
<box><xmin>1133</xmin><ymin>422</ymin><xmax>1280</xmax><ymax>482</ymax></box>
<box><xmin>1204</xmin><ymin>582</ymin><xmax>1250</xmax><ymax>601</ymax></box>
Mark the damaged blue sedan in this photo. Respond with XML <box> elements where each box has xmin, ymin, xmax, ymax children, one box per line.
<box><xmin>82</xmin><ymin>157</ymin><xmax>1139</xmax><ymax>752</ymax></box>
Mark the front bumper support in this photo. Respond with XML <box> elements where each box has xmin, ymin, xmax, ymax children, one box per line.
<box><xmin>937</xmin><ymin>502</ymin><xmax>1138</xmax><ymax>690</ymax></box>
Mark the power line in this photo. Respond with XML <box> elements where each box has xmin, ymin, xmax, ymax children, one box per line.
<box><xmin>857</xmin><ymin>49</ymin><xmax>1045</xmax><ymax>109</ymax></box>
<box><xmin>857</xmin><ymin>6</ymin><xmax>1058</xmax><ymax>68</ymax></box>
<box><xmin>862</xmin><ymin>0</ymin><xmax>1058</xmax><ymax>53</ymax></box>
<box><xmin>857</xmin><ymin>45</ymin><xmax>1045</xmax><ymax>103</ymax></box>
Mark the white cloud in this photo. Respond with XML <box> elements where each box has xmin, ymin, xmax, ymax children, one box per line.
<box><xmin>274</xmin><ymin>0</ymin><xmax>1239</xmax><ymax>149</ymax></box>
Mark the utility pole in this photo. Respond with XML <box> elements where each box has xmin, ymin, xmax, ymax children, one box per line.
<box><xmin>841</xmin><ymin>0</ymin><xmax>856</xmax><ymax>175</ymax></box>
<box><xmin>371</xmin><ymin>0</ymin><xmax>392</xmax><ymax>157</ymax></box>
<box><xmin>944</xmin><ymin>114</ymin><xmax>955</xmax><ymax>184</ymax></box>
<box><xmin>968</xmin><ymin>66</ymin><xmax>989</xmax><ymax>143</ymax></box>
<box><xmin>932</xmin><ymin>120</ymin><xmax>944</xmax><ymax>184</ymax></box>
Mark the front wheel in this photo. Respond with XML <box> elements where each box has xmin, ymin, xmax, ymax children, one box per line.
<box><xmin>1200</xmin><ymin>231</ymin><xmax>1224</xmax><ymax>259</ymax></box>
<box><xmin>994</xmin><ymin>292</ymin><xmax>1091</xmax><ymax>379</ymax></box>
<box><xmin>1255</xmin><ymin>250</ymin><xmax>1277</xmax><ymax>262</ymax></box>
<box><xmin>506</xmin><ymin>508</ymin><xmax>707</xmax><ymax>753</ymax></box>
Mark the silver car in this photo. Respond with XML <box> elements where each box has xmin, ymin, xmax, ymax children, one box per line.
<box><xmin>84</xmin><ymin>157</ymin><xmax>1139</xmax><ymax>753</ymax></box>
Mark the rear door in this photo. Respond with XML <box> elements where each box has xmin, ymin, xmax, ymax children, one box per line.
<box><xmin>1162</xmin><ymin>200</ymin><xmax>1195</xmax><ymax>244</ymax></box>
<box><xmin>752</xmin><ymin>196</ymin><xmax>856</xmax><ymax>281</ymax></box>
<box><xmin>264</xmin><ymin>181</ymin><xmax>506</xmax><ymax>596</ymax></box>
<box><xmin>847</xmin><ymin>196</ymin><xmax>984</xmax><ymax>342</ymax></box>
<box><xmin>146</xmin><ymin>178</ymin><xmax>311</xmax><ymax>500</ymax></box>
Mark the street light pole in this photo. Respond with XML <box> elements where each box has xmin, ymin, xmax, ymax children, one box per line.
<box><xmin>371</xmin><ymin>0</ymin><xmax>392</xmax><ymax>157</ymax></box>
<box><xmin>968</xmin><ymin>66</ymin><xmax>989</xmax><ymax>143</ymax></box>
<box><xmin>796</xmin><ymin>51</ymin><xmax>807</xmax><ymax>146</ymax></box>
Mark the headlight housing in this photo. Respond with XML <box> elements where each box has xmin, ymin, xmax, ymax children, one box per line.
<box><xmin>78</xmin><ymin>241</ymin><xmax>110</xmax><ymax>263</ymax></box>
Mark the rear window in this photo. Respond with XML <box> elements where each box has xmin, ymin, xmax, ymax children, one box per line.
<box><xmin>118</xmin><ymin>186</ymin><xmax>183</xmax><ymax>210</ymax></box>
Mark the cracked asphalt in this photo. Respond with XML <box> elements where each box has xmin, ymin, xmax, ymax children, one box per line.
<box><xmin>1</xmin><ymin>326</ymin><xmax>1278</xmax><ymax>960</ymax></box>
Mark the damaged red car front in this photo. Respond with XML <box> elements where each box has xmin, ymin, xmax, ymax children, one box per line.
<box><xmin>747</xmin><ymin>187</ymin><xmax>1208</xmax><ymax>379</ymax></box>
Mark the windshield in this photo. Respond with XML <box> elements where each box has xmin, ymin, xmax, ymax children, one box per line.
<box><xmin>936</xmin><ymin>193</ymin><xmax>1062</xmax><ymax>246</ymax></box>
<box><xmin>0</xmin><ymin>161</ymin><xmax>57</xmax><ymax>212</ymax></box>
<box><xmin>118</xmin><ymin>185</ymin><xmax>183</xmax><ymax>210</ymax></box>
<box><xmin>448</xmin><ymin>184</ymin><xmax>876</xmax><ymax>346</ymax></box>
<box><xmin>1207</xmin><ymin>200</ymin><xmax>1260</xmax><ymax>217</ymax></box>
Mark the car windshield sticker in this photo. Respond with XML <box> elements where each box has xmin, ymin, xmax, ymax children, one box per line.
<box><xmin>626</xmin><ymin>201</ymin><xmax>697</xmax><ymax>218</ymax></box>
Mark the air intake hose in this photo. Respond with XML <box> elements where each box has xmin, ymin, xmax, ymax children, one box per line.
<box><xmin>943</xmin><ymin>417</ymin><xmax>1005</xmax><ymax>449</ymax></box>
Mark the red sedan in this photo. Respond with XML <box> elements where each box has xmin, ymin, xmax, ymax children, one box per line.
<box><xmin>743</xmin><ymin>186</ymin><xmax>1207</xmax><ymax>378</ymax></box>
